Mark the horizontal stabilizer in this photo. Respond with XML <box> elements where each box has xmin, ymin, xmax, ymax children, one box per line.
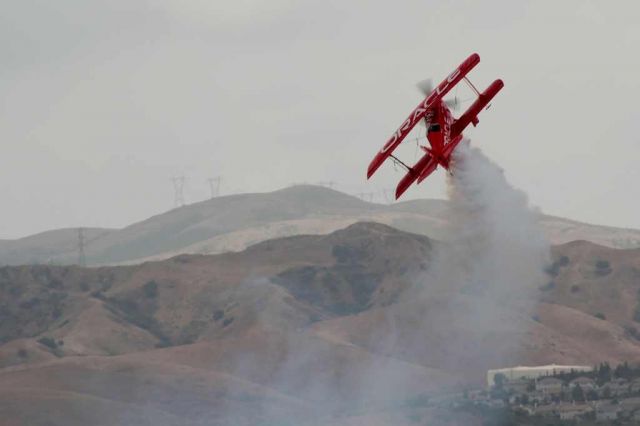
<box><xmin>396</xmin><ymin>152</ymin><xmax>438</xmax><ymax>198</ymax></box>
<box><xmin>416</xmin><ymin>157</ymin><xmax>438</xmax><ymax>184</ymax></box>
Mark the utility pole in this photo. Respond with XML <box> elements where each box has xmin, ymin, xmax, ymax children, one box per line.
<box><xmin>78</xmin><ymin>228</ymin><xmax>86</xmax><ymax>267</ymax></box>
<box><xmin>207</xmin><ymin>176</ymin><xmax>222</xmax><ymax>199</ymax></box>
<box><xmin>172</xmin><ymin>175</ymin><xmax>186</xmax><ymax>207</ymax></box>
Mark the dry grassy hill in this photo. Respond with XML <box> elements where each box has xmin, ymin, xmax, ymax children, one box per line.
<box><xmin>0</xmin><ymin>228</ymin><xmax>114</xmax><ymax>266</ymax></box>
<box><xmin>2</xmin><ymin>185</ymin><xmax>640</xmax><ymax>267</ymax></box>
<box><xmin>1</xmin><ymin>222</ymin><xmax>640</xmax><ymax>425</ymax></box>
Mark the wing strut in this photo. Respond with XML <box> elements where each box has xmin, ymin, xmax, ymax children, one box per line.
<box><xmin>463</xmin><ymin>77</ymin><xmax>481</xmax><ymax>96</ymax></box>
<box><xmin>390</xmin><ymin>155</ymin><xmax>411</xmax><ymax>171</ymax></box>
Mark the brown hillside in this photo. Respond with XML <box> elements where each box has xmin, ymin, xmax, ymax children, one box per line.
<box><xmin>1</xmin><ymin>222</ymin><xmax>640</xmax><ymax>425</ymax></box>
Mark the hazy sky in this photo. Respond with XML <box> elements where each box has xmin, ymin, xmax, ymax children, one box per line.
<box><xmin>2</xmin><ymin>0</ymin><xmax>639</xmax><ymax>238</ymax></box>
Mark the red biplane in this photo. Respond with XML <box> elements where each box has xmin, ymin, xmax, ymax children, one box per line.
<box><xmin>367</xmin><ymin>53</ymin><xmax>504</xmax><ymax>199</ymax></box>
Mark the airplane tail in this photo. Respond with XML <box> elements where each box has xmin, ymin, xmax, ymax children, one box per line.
<box><xmin>396</xmin><ymin>152</ymin><xmax>438</xmax><ymax>199</ymax></box>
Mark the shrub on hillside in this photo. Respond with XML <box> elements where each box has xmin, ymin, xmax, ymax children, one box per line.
<box><xmin>143</xmin><ymin>280</ymin><xmax>158</xmax><ymax>298</ymax></box>
<box><xmin>595</xmin><ymin>260</ymin><xmax>612</xmax><ymax>276</ymax></box>
<box><xmin>594</xmin><ymin>312</ymin><xmax>606</xmax><ymax>320</ymax></box>
<box><xmin>37</xmin><ymin>336</ymin><xmax>57</xmax><ymax>350</ymax></box>
<box><xmin>545</xmin><ymin>255</ymin><xmax>570</xmax><ymax>277</ymax></box>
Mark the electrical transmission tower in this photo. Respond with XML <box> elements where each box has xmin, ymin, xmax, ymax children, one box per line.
<box><xmin>355</xmin><ymin>192</ymin><xmax>374</xmax><ymax>202</ymax></box>
<box><xmin>172</xmin><ymin>175</ymin><xmax>186</xmax><ymax>207</ymax></box>
<box><xmin>381</xmin><ymin>188</ymin><xmax>394</xmax><ymax>204</ymax></box>
<box><xmin>207</xmin><ymin>176</ymin><xmax>222</xmax><ymax>199</ymax></box>
<box><xmin>316</xmin><ymin>181</ymin><xmax>336</xmax><ymax>189</ymax></box>
<box><xmin>78</xmin><ymin>228</ymin><xmax>86</xmax><ymax>267</ymax></box>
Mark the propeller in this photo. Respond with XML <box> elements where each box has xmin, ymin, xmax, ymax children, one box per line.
<box><xmin>416</xmin><ymin>78</ymin><xmax>472</xmax><ymax>112</ymax></box>
<box><xmin>416</xmin><ymin>79</ymin><xmax>433</xmax><ymax>96</ymax></box>
<box><xmin>417</xmin><ymin>78</ymin><xmax>460</xmax><ymax>111</ymax></box>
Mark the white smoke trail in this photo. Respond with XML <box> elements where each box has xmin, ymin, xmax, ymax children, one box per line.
<box><xmin>441</xmin><ymin>142</ymin><xmax>550</xmax><ymax>303</ymax></box>
<box><xmin>363</xmin><ymin>142</ymin><xmax>551</xmax><ymax>389</ymax></box>
<box><xmin>400</xmin><ymin>141</ymin><xmax>551</xmax><ymax>378</ymax></box>
<box><xmin>219</xmin><ymin>142</ymin><xmax>552</xmax><ymax>424</ymax></box>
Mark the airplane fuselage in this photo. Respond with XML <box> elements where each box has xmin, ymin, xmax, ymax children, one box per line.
<box><xmin>425</xmin><ymin>100</ymin><xmax>456</xmax><ymax>168</ymax></box>
<box><xmin>366</xmin><ymin>53</ymin><xmax>504</xmax><ymax>199</ymax></box>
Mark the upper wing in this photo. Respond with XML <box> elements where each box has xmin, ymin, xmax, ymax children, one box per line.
<box><xmin>450</xmin><ymin>78</ymin><xmax>504</xmax><ymax>138</ymax></box>
<box><xmin>367</xmin><ymin>53</ymin><xmax>481</xmax><ymax>179</ymax></box>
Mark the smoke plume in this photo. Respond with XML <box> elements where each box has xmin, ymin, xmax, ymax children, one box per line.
<box><xmin>441</xmin><ymin>142</ymin><xmax>549</xmax><ymax>302</ymax></box>
<box><xmin>171</xmin><ymin>144</ymin><xmax>549</xmax><ymax>425</ymax></box>
<box><xmin>392</xmin><ymin>142</ymin><xmax>551</xmax><ymax>382</ymax></box>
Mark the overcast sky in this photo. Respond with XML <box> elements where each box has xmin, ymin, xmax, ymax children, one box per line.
<box><xmin>1</xmin><ymin>0</ymin><xmax>639</xmax><ymax>238</ymax></box>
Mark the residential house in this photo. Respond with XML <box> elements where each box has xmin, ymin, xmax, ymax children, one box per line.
<box><xmin>537</xmin><ymin>377</ymin><xmax>564</xmax><ymax>395</ymax></box>
<box><xmin>504</xmin><ymin>378</ymin><xmax>530</xmax><ymax>394</ymax></box>
<box><xmin>557</xmin><ymin>404</ymin><xmax>592</xmax><ymax>420</ymax></box>
<box><xmin>629</xmin><ymin>378</ymin><xmax>640</xmax><ymax>394</ymax></box>
<box><xmin>609</xmin><ymin>378</ymin><xmax>629</xmax><ymax>396</ymax></box>
<box><xmin>618</xmin><ymin>397</ymin><xmax>640</xmax><ymax>416</ymax></box>
<box><xmin>596</xmin><ymin>403</ymin><xmax>619</xmax><ymax>422</ymax></box>
<box><xmin>569</xmin><ymin>376</ymin><xmax>596</xmax><ymax>391</ymax></box>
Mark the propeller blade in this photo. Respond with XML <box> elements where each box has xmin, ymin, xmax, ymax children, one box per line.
<box><xmin>416</xmin><ymin>79</ymin><xmax>433</xmax><ymax>96</ymax></box>
<box><xmin>444</xmin><ymin>97</ymin><xmax>459</xmax><ymax>111</ymax></box>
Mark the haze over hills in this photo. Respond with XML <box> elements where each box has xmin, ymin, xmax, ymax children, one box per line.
<box><xmin>0</xmin><ymin>228</ymin><xmax>115</xmax><ymax>266</ymax></box>
<box><xmin>2</xmin><ymin>222</ymin><xmax>640</xmax><ymax>425</ymax></box>
<box><xmin>2</xmin><ymin>185</ymin><xmax>640</xmax><ymax>267</ymax></box>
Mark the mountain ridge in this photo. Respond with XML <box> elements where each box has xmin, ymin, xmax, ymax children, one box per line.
<box><xmin>2</xmin><ymin>185</ymin><xmax>640</xmax><ymax>267</ymax></box>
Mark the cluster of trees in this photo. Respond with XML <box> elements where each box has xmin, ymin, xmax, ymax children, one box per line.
<box><xmin>553</xmin><ymin>362</ymin><xmax>637</xmax><ymax>386</ymax></box>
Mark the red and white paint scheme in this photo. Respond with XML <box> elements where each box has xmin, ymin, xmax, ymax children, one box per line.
<box><xmin>367</xmin><ymin>53</ymin><xmax>504</xmax><ymax>199</ymax></box>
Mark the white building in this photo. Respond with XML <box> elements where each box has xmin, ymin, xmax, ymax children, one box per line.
<box><xmin>487</xmin><ymin>364</ymin><xmax>593</xmax><ymax>388</ymax></box>
<box><xmin>569</xmin><ymin>376</ymin><xmax>597</xmax><ymax>390</ymax></box>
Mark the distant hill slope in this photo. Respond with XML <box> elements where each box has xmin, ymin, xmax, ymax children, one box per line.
<box><xmin>0</xmin><ymin>228</ymin><xmax>115</xmax><ymax>266</ymax></box>
<box><xmin>2</xmin><ymin>185</ymin><xmax>640</xmax><ymax>266</ymax></box>
<box><xmin>2</xmin><ymin>222</ymin><xmax>640</xmax><ymax>425</ymax></box>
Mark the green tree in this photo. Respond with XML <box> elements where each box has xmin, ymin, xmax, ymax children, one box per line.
<box><xmin>494</xmin><ymin>373</ymin><xmax>507</xmax><ymax>390</ymax></box>
<box><xmin>597</xmin><ymin>362</ymin><xmax>612</xmax><ymax>385</ymax></box>
<box><xmin>37</xmin><ymin>336</ymin><xmax>57</xmax><ymax>350</ymax></box>
<box><xmin>614</xmin><ymin>361</ymin><xmax>632</xmax><ymax>380</ymax></box>
<box><xmin>572</xmin><ymin>384</ymin><xmax>585</xmax><ymax>402</ymax></box>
